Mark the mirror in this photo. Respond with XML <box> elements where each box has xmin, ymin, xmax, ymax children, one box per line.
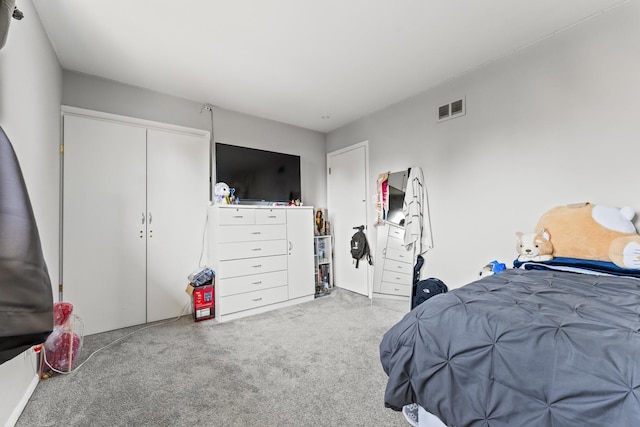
<box><xmin>385</xmin><ymin>170</ymin><xmax>409</xmax><ymax>226</ymax></box>
<box><xmin>373</xmin><ymin>168</ymin><xmax>413</xmax><ymax>310</ymax></box>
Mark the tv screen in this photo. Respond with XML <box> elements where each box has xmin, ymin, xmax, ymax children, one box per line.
<box><xmin>215</xmin><ymin>143</ymin><xmax>301</xmax><ymax>203</ymax></box>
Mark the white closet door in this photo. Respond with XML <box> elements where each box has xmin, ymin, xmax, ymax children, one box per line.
<box><xmin>63</xmin><ymin>115</ymin><xmax>147</xmax><ymax>335</ymax></box>
<box><xmin>286</xmin><ymin>208</ymin><xmax>315</xmax><ymax>300</ymax></box>
<box><xmin>146</xmin><ymin>129</ymin><xmax>209</xmax><ymax>322</ymax></box>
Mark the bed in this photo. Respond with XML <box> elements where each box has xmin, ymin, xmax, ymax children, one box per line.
<box><xmin>380</xmin><ymin>260</ymin><xmax>640</xmax><ymax>426</ymax></box>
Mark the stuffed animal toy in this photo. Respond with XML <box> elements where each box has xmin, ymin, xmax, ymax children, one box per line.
<box><xmin>532</xmin><ymin>202</ymin><xmax>640</xmax><ymax>269</ymax></box>
<box><xmin>213</xmin><ymin>182</ymin><xmax>231</xmax><ymax>205</ymax></box>
<box><xmin>516</xmin><ymin>229</ymin><xmax>554</xmax><ymax>262</ymax></box>
<box><xmin>478</xmin><ymin>260</ymin><xmax>507</xmax><ymax>278</ymax></box>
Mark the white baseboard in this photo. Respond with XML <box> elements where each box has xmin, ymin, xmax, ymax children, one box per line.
<box><xmin>4</xmin><ymin>372</ymin><xmax>38</xmax><ymax>427</ymax></box>
<box><xmin>1</xmin><ymin>348</ymin><xmax>40</xmax><ymax>427</ymax></box>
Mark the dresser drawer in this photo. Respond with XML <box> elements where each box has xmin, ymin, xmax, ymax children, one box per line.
<box><xmin>256</xmin><ymin>209</ymin><xmax>286</xmax><ymax>224</ymax></box>
<box><xmin>388</xmin><ymin>226</ymin><xmax>405</xmax><ymax>240</ymax></box>
<box><xmin>218</xmin><ymin>270</ymin><xmax>288</xmax><ymax>297</ymax></box>
<box><xmin>217</xmin><ymin>208</ymin><xmax>255</xmax><ymax>225</ymax></box>
<box><xmin>381</xmin><ymin>269</ymin><xmax>411</xmax><ymax>286</ymax></box>
<box><xmin>383</xmin><ymin>259</ymin><xmax>413</xmax><ymax>275</ymax></box>
<box><xmin>218</xmin><ymin>240</ymin><xmax>287</xmax><ymax>261</ymax></box>
<box><xmin>220</xmin><ymin>285</ymin><xmax>288</xmax><ymax>315</ymax></box>
<box><xmin>386</xmin><ymin>246</ymin><xmax>412</xmax><ymax>263</ymax></box>
<box><xmin>218</xmin><ymin>255</ymin><xmax>287</xmax><ymax>279</ymax></box>
<box><xmin>379</xmin><ymin>281</ymin><xmax>411</xmax><ymax>297</ymax></box>
<box><xmin>387</xmin><ymin>234</ymin><xmax>409</xmax><ymax>252</ymax></box>
<box><xmin>217</xmin><ymin>224</ymin><xmax>286</xmax><ymax>243</ymax></box>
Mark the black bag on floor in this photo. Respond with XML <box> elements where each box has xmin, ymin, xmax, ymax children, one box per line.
<box><xmin>412</xmin><ymin>278</ymin><xmax>447</xmax><ymax>309</ymax></box>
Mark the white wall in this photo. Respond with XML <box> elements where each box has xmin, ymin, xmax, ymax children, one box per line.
<box><xmin>327</xmin><ymin>1</ymin><xmax>640</xmax><ymax>288</ymax></box>
<box><xmin>62</xmin><ymin>71</ymin><xmax>328</xmax><ymax>208</ymax></box>
<box><xmin>0</xmin><ymin>0</ymin><xmax>62</xmax><ymax>425</ymax></box>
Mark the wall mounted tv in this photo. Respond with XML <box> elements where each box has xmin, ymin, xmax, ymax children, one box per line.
<box><xmin>215</xmin><ymin>143</ymin><xmax>301</xmax><ymax>204</ymax></box>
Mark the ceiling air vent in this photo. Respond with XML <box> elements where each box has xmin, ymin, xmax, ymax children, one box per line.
<box><xmin>437</xmin><ymin>96</ymin><xmax>466</xmax><ymax>122</ymax></box>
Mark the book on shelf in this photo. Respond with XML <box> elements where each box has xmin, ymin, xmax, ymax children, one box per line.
<box><xmin>315</xmin><ymin>263</ymin><xmax>331</xmax><ymax>296</ymax></box>
<box><xmin>316</xmin><ymin>239</ymin><xmax>326</xmax><ymax>261</ymax></box>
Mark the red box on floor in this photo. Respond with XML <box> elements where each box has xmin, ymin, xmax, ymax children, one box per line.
<box><xmin>192</xmin><ymin>284</ymin><xmax>214</xmax><ymax>322</ymax></box>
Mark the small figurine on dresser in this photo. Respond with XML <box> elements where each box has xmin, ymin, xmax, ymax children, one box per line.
<box><xmin>315</xmin><ymin>207</ymin><xmax>328</xmax><ymax>235</ymax></box>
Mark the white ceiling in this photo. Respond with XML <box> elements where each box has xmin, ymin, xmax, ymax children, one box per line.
<box><xmin>32</xmin><ymin>0</ymin><xmax>625</xmax><ymax>133</ymax></box>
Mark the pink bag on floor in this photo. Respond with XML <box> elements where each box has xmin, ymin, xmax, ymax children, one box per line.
<box><xmin>43</xmin><ymin>302</ymin><xmax>82</xmax><ymax>372</ymax></box>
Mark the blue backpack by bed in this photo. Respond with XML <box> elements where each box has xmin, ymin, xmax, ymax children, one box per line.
<box><xmin>412</xmin><ymin>277</ymin><xmax>448</xmax><ymax>309</ymax></box>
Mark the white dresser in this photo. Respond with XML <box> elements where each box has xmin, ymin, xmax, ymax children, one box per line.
<box><xmin>208</xmin><ymin>205</ymin><xmax>315</xmax><ymax>322</ymax></box>
<box><xmin>373</xmin><ymin>222</ymin><xmax>413</xmax><ymax>298</ymax></box>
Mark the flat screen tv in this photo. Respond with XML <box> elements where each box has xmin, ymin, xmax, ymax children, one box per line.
<box><xmin>215</xmin><ymin>143</ymin><xmax>301</xmax><ymax>203</ymax></box>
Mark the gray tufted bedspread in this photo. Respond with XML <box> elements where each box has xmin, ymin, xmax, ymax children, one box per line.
<box><xmin>380</xmin><ymin>268</ymin><xmax>640</xmax><ymax>426</ymax></box>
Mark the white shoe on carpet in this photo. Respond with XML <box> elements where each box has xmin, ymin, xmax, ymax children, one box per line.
<box><xmin>402</xmin><ymin>403</ymin><xmax>419</xmax><ymax>427</ymax></box>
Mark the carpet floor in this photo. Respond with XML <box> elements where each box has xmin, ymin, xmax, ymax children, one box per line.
<box><xmin>16</xmin><ymin>289</ymin><xmax>411</xmax><ymax>427</ymax></box>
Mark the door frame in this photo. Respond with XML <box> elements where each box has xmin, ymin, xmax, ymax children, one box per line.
<box><xmin>326</xmin><ymin>140</ymin><xmax>372</xmax><ymax>298</ymax></box>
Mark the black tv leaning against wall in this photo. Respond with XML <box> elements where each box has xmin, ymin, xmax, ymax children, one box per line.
<box><xmin>215</xmin><ymin>143</ymin><xmax>301</xmax><ymax>203</ymax></box>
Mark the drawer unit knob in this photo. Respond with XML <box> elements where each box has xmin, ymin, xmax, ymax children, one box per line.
<box><xmin>252</xmin><ymin>297</ymin><xmax>263</xmax><ymax>302</ymax></box>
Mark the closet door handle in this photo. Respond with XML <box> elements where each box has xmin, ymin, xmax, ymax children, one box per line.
<box><xmin>141</xmin><ymin>212</ymin><xmax>145</xmax><ymax>224</ymax></box>
<box><xmin>148</xmin><ymin>212</ymin><xmax>153</xmax><ymax>224</ymax></box>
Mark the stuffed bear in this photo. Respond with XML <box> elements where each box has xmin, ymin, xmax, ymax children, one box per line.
<box><xmin>213</xmin><ymin>182</ymin><xmax>231</xmax><ymax>205</ymax></box>
<box><xmin>515</xmin><ymin>229</ymin><xmax>554</xmax><ymax>262</ymax></box>
<box><xmin>533</xmin><ymin>202</ymin><xmax>640</xmax><ymax>269</ymax></box>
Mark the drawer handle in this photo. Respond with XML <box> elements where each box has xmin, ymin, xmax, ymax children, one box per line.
<box><xmin>232</xmin><ymin>215</ymin><xmax>244</xmax><ymax>219</ymax></box>
<box><xmin>252</xmin><ymin>297</ymin><xmax>263</xmax><ymax>302</ymax></box>
<box><xmin>394</xmin><ymin>288</ymin><xmax>400</xmax><ymax>291</ymax></box>
<box><xmin>398</xmin><ymin>254</ymin><xmax>405</xmax><ymax>258</ymax></box>
<box><xmin>268</xmin><ymin>215</ymin><xmax>277</xmax><ymax>218</ymax></box>
<box><xmin>252</xmin><ymin>264</ymin><xmax>262</xmax><ymax>268</ymax></box>
<box><xmin>251</xmin><ymin>231</ymin><xmax>262</xmax><ymax>234</ymax></box>
<box><xmin>252</xmin><ymin>281</ymin><xmax>262</xmax><ymax>285</ymax></box>
<box><xmin>251</xmin><ymin>248</ymin><xmax>262</xmax><ymax>251</ymax></box>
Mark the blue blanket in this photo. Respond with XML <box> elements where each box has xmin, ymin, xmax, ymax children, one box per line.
<box><xmin>380</xmin><ymin>268</ymin><xmax>640</xmax><ymax>426</ymax></box>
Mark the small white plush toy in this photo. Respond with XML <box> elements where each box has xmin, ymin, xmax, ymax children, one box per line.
<box><xmin>516</xmin><ymin>228</ymin><xmax>554</xmax><ymax>262</ymax></box>
<box><xmin>213</xmin><ymin>182</ymin><xmax>231</xmax><ymax>205</ymax></box>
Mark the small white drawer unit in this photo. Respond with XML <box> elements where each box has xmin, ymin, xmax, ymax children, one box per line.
<box><xmin>373</xmin><ymin>222</ymin><xmax>413</xmax><ymax>297</ymax></box>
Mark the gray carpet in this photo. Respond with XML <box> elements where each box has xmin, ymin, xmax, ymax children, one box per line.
<box><xmin>16</xmin><ymin>289</ymin><xmax>410</xmax><ymax>426</ymax></box>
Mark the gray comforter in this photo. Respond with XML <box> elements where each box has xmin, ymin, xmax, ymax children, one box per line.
<box><xmin>380</xmin><ymin>268</ymin><xmax>640</xmax><ymax>426</ymax></box>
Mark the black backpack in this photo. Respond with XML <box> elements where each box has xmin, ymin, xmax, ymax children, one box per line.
<box><xmin>350</xmin><ymin>226</ymin><xmax>372</xmax><ymax>268</ymax></box>
<box><xmin>412</xmin><ymin>277</ymin><xmax>447</xmax><ymax>309</ymax></box>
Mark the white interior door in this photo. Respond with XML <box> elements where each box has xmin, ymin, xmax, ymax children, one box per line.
<box><xmin>146</xmin><ymin>129</ymin><xmax>209</xmax><ymax>322</ymax></box>
<box><xmin>63</xmin><ymin>115</ymin><xmax>147</xmax><ymax>335</ymax></box>
<box><xmin>327</xmin><ymin>142</ymin><xmax>369</xmax><ymax>296</ymax></box>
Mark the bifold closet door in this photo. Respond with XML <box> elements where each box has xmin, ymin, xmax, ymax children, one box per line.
<box><xmin>63</xmin><ymin>115</ymin><xmax>147</xmax><ymax>335</ymax></box>
<box><xmin>146</xmin><ymin>129</ymin><xmax>209</xmax><ymax>322</ymax></box>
